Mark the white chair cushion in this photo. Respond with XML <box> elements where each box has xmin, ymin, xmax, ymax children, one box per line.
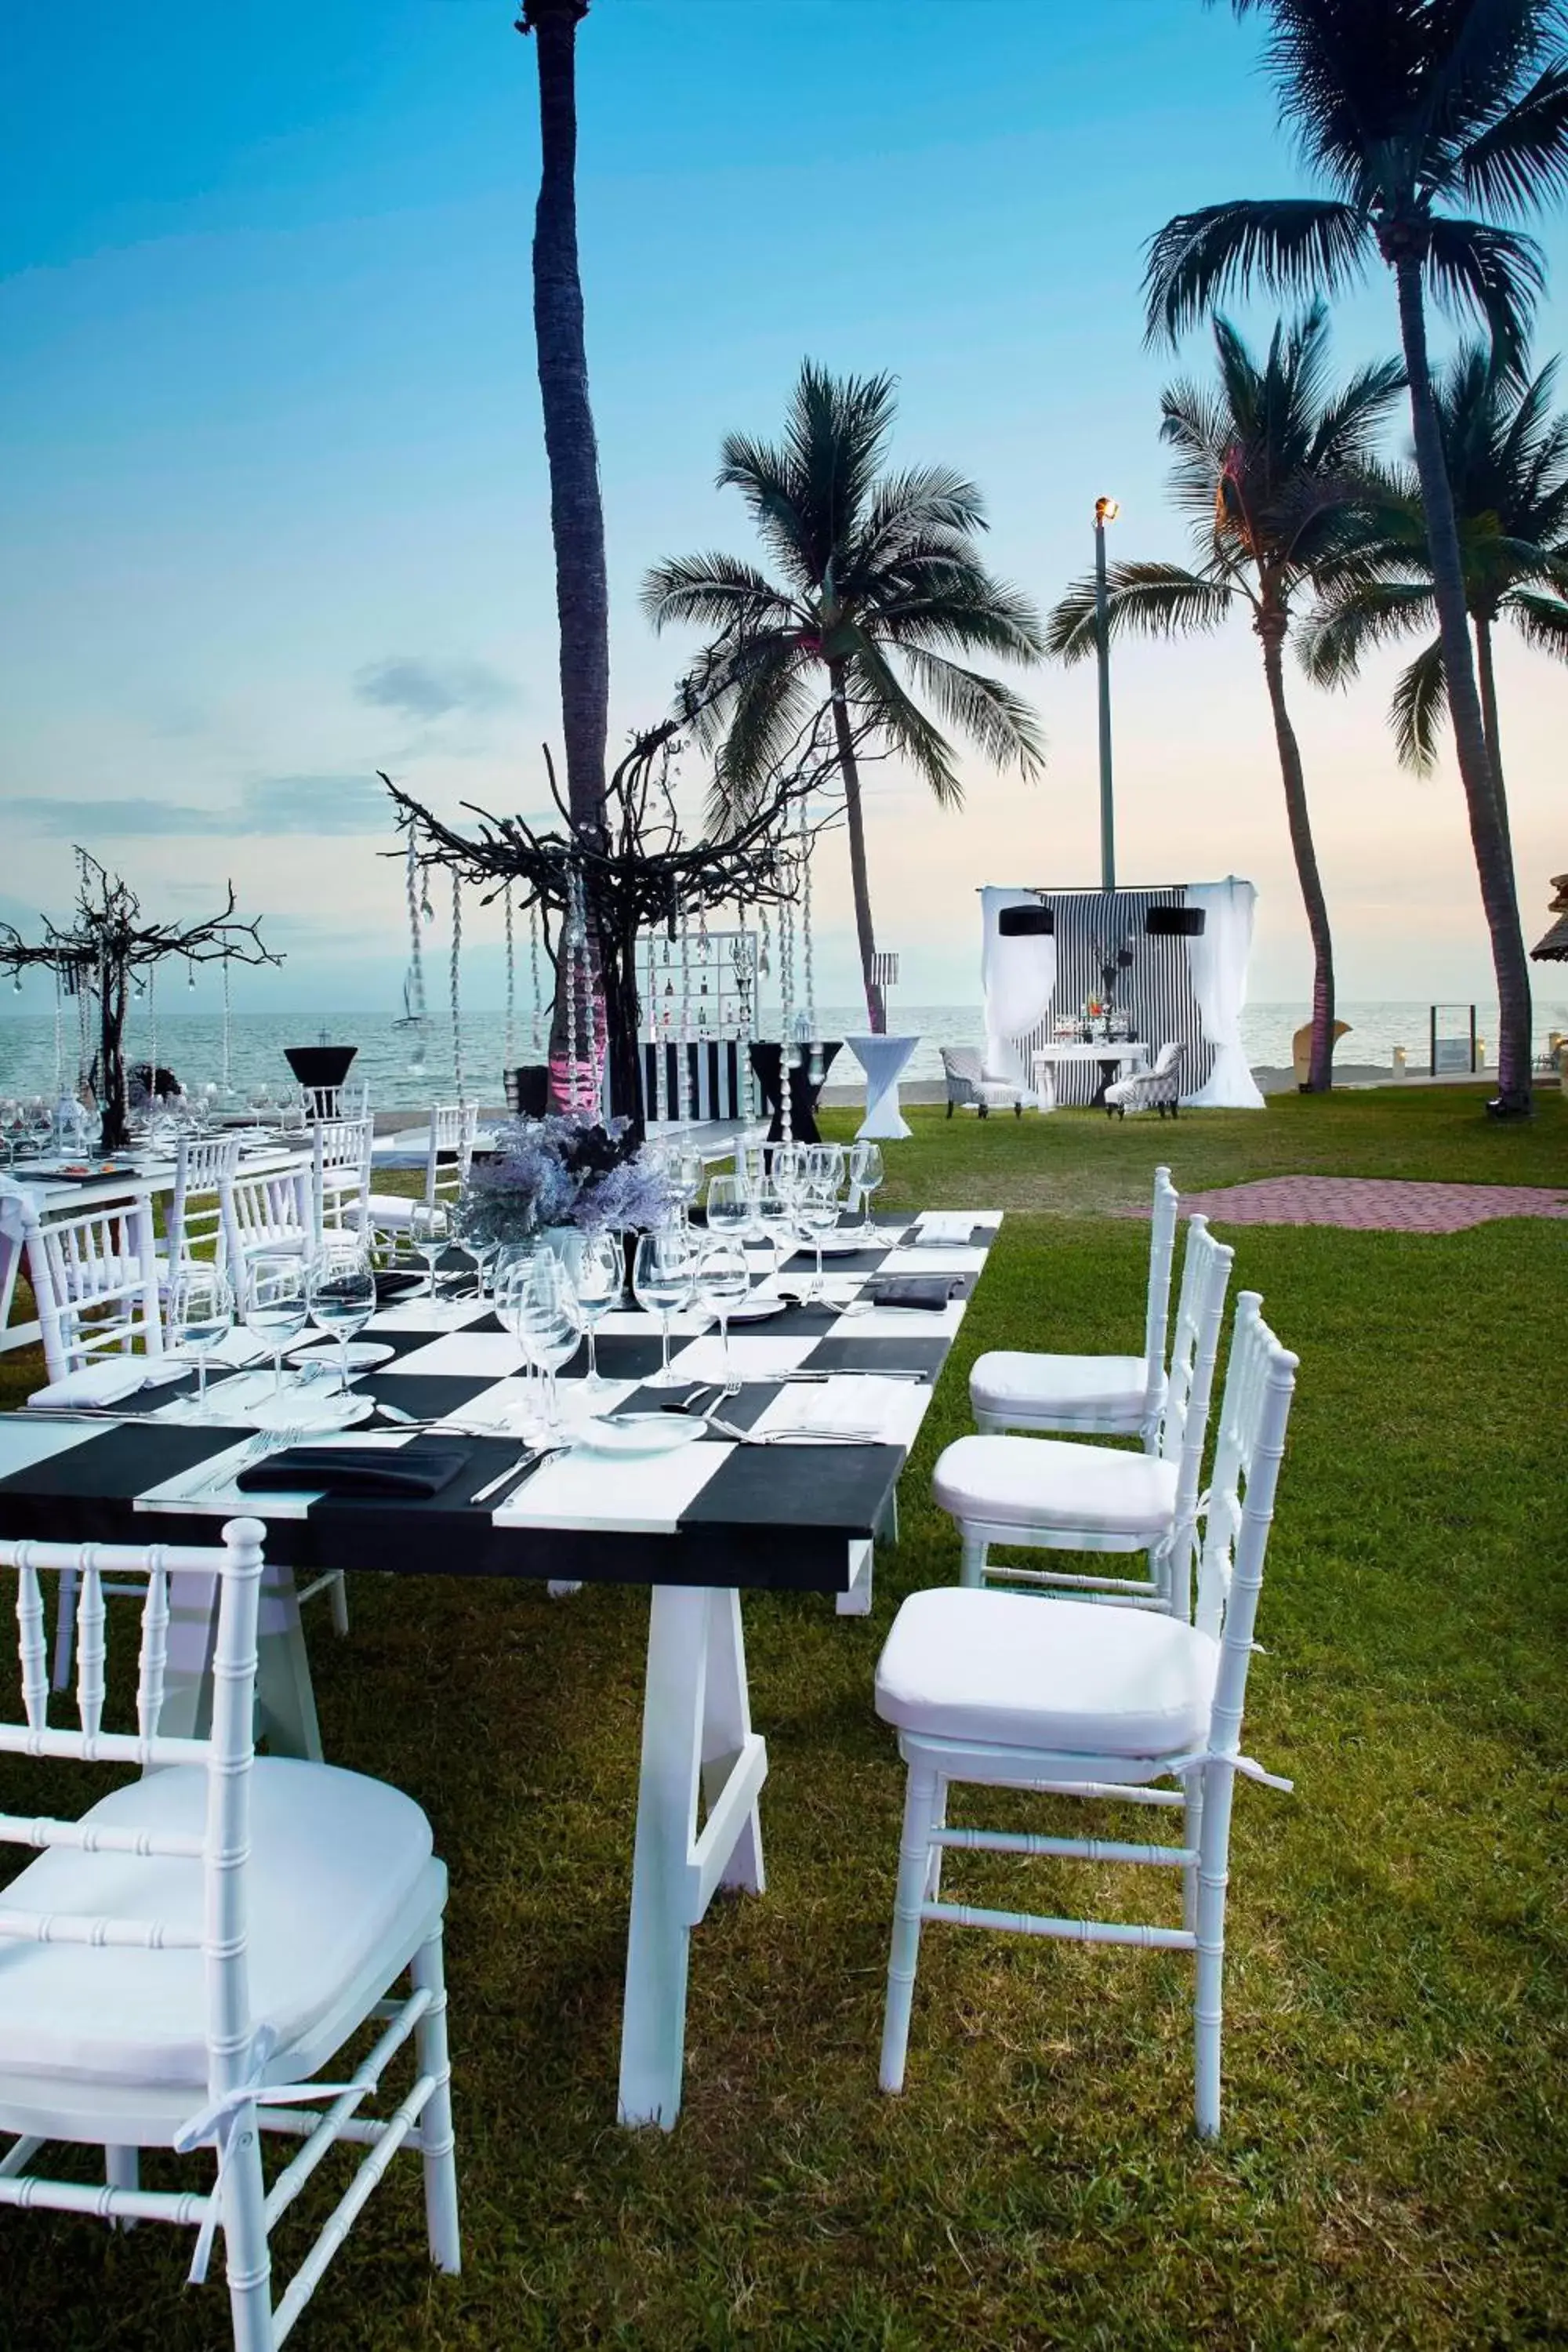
<box><xmin>875</xmin><ymin>1586</ymin><xmax>1219</xmax><ymax>1755</ymax></box>
<box><xmin>933</xmin><ymin>1433</ymin><xmax>1178</xmax><ymax>1537</ymax></box>
<box><xmin>970</xmin><ymin>1349</ymin><xmax>1149</xmax><ymax>1423</ymax></box>
<box><xmin>0</xmin><ymin>1758</ymin><xmax>437</xmax><ymax>2092</ymax></box>
<box><xmin>365</xmin><ymin>1193</ymin><xmax>419</xmax><ymax>1227</ymax></box>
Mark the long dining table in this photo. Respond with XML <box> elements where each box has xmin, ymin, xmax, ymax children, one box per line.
<box><xmin>0</xmin><ymin>1205</ymin><xmax>1000</xmax><ymax>2128</ymax></box>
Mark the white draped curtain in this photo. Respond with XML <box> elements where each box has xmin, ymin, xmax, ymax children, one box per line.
<box><xmin>1182</xmin><ymin>877</ymin><xmax>1265</xmax><ymax>1108</ymax></box>
<box><xmin>981</xmin><ymin>887</ymin><xmax>1057</xmax><ymax>1083</ymax></box>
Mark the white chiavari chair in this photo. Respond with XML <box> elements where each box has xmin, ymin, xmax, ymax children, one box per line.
<box><xmin>0</xmin><ymin>1520</ymin><xmax>460</xmax><ymax>2349</ymax></box>
<box><xmin>367</xmin><ymin>1103</ymin><xmax>477</xmax><ymax>1254</ymax></box>
<box><xmin>932</xmin><ymin>1218</ymin><xmax>1234</xmax><ymax>1612</ymax></box>
<box><xmin>875</xmin><ymin>1295</ymin><xmax>1298</xmax><ymax>2137</ymax></box>
<box><xmin>310</xmin><ymin>1116</ymin><xmax>373</xmax><ymax>1245</ymax></box>
<box><xmin>165</xmin><ymin>1132</ymin><xmax>242</xmax><ymax>1294</ymax></box>
<box><xmin>970</xmin><ymin>1166</ymin><xmax>1179</xmax><ymax>1446</ymax></box>
<box><xmin>300</xmin><ymin>1079</ymin><xmax>370</xmax><ymax>1124</ymax></box>
<box><xmin>23</xmin><ymin>1193</ymin><xmax>165</xmax><ymax>1387</ymax></box>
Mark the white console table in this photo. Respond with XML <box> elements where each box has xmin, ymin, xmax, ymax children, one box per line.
<box><xmin>1031</xmin><ymin>1041</ymin><xmax>1150</xmax><ymax>1112</ymax></box>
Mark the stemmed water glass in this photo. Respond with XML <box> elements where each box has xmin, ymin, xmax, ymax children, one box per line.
<box><xmin>633</xmin><ymin>1228</ymin><xmax>695</xmax><ymax>1388</ymax></box>
<box><xmin>669</xmin><ymin>1148</ymin><xmax>705</xmax><ymax>1230</ymax></box>
<box><xmin>245</xmin><ymin>1252</ymin><xmax>309</xmax><ymax>1397</ymax></box>
<box><xmin>771</xmin><ymin>1142</ymin><xmax>808</xmax><ymax>1206</ymax></box>
<box><xmin>408</xmin><ymin>1200</ymin><xmax>451</xmax><ymax>1305</ymax></box>
<box><xmin>172</xmin><ymin>1264</ymin><xmax>234</xmax><ymax>1417</ymax></box>
<box><xmin>307</xmin><ymin>1236</ymin><xmax>376</xmax><ymax>1399</ymax></box>
<box><xmin>704</xmin><ymin>1174</ymin><xmax>753</xmax><ymax>1247</ymax></box>
<box><xmin>753</xmin><ymin>1186</ymin><xmax>793</xmax><ymax>1283</ymax></box>
<box><xmin>575</xmin><ymin>1229</ymin><xmax>622</xmax><ymax>1390</ymax></box>
<box><xmin>452</xmin><ymin>1199</ymin><xmax>499</xmax><ymax>1308</ymax></box>
<box><xmin>848</xmin><ymin>1141</ymin><xmax>885</xmax><ymax>1238</ymax></box>
<box><xmin>506</xmin><ymin>1255</ymin><xmax>583</xmax><ymax>1441</ymax></box>
<box><xmin>696</xmin><ymin>1240</ymin><xmax>750</xmax><ymax>1385</ymax></box>
<box><xmin>797</xmin><ymin>1180</ymin><xmax>841</xmax><ymax>1304</ymax></box>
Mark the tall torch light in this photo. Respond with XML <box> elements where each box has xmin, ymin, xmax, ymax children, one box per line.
<box><xmin>1094</xmin><ymin>495</ymin><xmax>1120</xmax><ymax>891</ymax></box>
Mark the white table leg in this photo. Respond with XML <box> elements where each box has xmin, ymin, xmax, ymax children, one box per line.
<box><xmin>1033</xmin><ymin>1060</ymin><xmax>1058</xmax><ymax>1114</ymax></box>
<box><xmin>158</xmin><ymin>1554</ymin><xmax>321</xmax><ymax>1759</ymax></box>
<box><xmin>617</xmin><ymin>1584</ymin><xmax>768</xmax><ymax>2129</ymax></box>
<box><xmin>837</xmin><ymin>1537</ymin><xmax>874</xmax><ymax>1617</ymax></box>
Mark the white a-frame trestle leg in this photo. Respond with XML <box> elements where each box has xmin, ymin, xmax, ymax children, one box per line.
<box><xmin>617</xmin><ymin>1584</ymin><xmax>768</xmax><ymax>2130</ymax></box>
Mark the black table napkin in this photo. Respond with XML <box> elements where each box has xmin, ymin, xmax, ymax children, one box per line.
<box><xmin>373</xmin><ymin>1270</ymin><xmax>425</xmax><ymax>1302</ymax></box>
<box><xmin>863</xmin><ymin>1276</ymin><xmax>960</xmax><ymax>1312</ymax></box>
<box><xmin>236</xmin><ymin>1443</ymin><xmax>469</xmax><ymax>1497</ymax></box>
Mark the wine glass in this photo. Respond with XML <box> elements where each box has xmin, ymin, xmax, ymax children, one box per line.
<box><xmin>307</xmin><ymin>1236</ymin><xmax>376</xmax><ymax>1398</ymax></box>
<box><xmin>452</xmin><ymin>1198</ymin><xmax>499</xmax><ymax>1308</ymax></box>
<box><xmin>408</xmin><ymin>1200</ymin><xmax>451</xmax><ymax>1305</ymax></box>
<box><xmin>753</xmin><ymin>1186</ymin><xmax>793</xmax><ymax>1282</ymax></box>
<box><xmin>848</xmin><ymin>1141</ymin><xmax>885</xmax><ymax>1238</ymax></box>
<box><xmin>704</xmin><ymin>1174</ymin><xmax>753</xmax><ymax>1246</ymax></box>
<box><xmin>670</xmin><ymin>1148</ymin><xmax>705</xmax><ymax>1229</ymax></box>
<box><xmin>507</xmin><ymin>1254</ymin><xmax>583</xmax><ymax>1441</ymax></box>
<box><xmin>171</xmin><ymin>1264</ymin><xmax>234</xmax><ymax>1418</ymax></box>
<box><xmin>770</xmin><ymin>1141</ymin><xmax>808</xmax><ymax>1207</ymax></box>
<box><xmin>806</xmin><ymin>1142</ymin><xmax>845</xmax><ymax>1192</ymax></box>
<box><xmin>245</xmin><ymin>1252</ymin><xmax>308</xmax><ymax>1396</ymax></box>
<box><xmin>697</xmin><ymin>1240</ymin><xmax>750</xmax><ymax>1385</ymax></box>
<box><xmin>633</xmin><ymin>1228</ymin><xmax>695</xmax><ymax>1388</ymax></box>
<box><xmin>575</xmin><ymin>1229</ymin><xmax>622</xmax><ymax>1389</ymax></box>
<box><xmin>797</xmin><ymin>1180</ymin><xmax>841</xmax><ymax>1303</ymax></box>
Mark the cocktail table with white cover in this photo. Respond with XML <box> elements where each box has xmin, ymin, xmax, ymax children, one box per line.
<box><xmin>1030</xmin><ymin>1041</ymin><xmax>1149</xmax><ymax>1112</ymax></box>
<box><xmin>845</xmin><ymin>1034</ymin><xmax>920</xmax><ymax>1141</ymax></box>
<box><xmin>0</xmin><ymin>1205</ymin><xmax>1001</xmax><ymax>2132</ymax></box>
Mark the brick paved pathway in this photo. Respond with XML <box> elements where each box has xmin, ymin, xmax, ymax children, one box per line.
<box><xmin>1169</xmin><ymin>1176</ymin><xmax>1568</xmax><ymax>1233</ymax></box>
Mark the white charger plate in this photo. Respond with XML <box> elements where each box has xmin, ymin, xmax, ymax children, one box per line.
<box><xmin>579</xmin><ymin>1414</ymin><xmax>707</xmax><ymax>1457</ymax></box>
<box><xmin>240</xmin><ymin>1391</ymin><xmax>376</xmax><ymax>1434</ymax></box>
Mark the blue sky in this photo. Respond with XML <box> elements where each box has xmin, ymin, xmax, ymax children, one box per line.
<box><xmin>3</xmin><ymin>0</ymin><xmax>1566</xmax><ymax>1019</ymax></box>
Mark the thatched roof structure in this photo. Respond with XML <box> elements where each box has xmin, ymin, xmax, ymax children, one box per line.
<box><xmin>1530</xmin><ymin>873</ymin><xmax>1568</xmax><ymax>963</ymax></box>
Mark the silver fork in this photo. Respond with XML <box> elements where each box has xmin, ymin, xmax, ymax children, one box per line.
<box><xmin>187</xmin><ymin>1425</ymin><xmax>308</xmax><ymax>1501</ymax></box>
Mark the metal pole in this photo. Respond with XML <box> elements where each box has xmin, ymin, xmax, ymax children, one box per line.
<box><xmin>1094</xmin><ymin>502</ymin><xmax>1116</xmax><ymax>891</ymax></box>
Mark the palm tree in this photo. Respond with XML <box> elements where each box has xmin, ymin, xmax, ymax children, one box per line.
<box><xmin>1303</xmin><ymin>341</ymin><xmax>1568</xmax><ymax>868</ymax></box>
<box><xmin>518</xmin><ymin>0</ymin><xmax>608</xmax><ymax>833</ymax></box>
<box><xmin>642</xmin><ymin>362</ymin><xmax>1046</xmax><ymax>1032</ymax></box>
<box><xmin>1046</xmin><ymin>304</ymin><xmax>1404</xmax><ymax>1091</ymax></box>
<box><xmin>1145</xmin><ymin>0</ymin><xmax>1568</xmax><ymax>1116</ymax></box>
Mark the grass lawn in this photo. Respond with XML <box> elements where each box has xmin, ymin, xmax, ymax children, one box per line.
<box><xmin>1</xmin><ymin>1089</ymin><xmax>1565</xmax><ymax>2348</ymax></box>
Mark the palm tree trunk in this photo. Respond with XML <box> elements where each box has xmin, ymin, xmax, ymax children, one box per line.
<box><xmin>1258</xmin><ymin>616</ymin><xmax>1335</xmax><ymax>1091</ymax></box>
<box><xmin>525</xmin><ymin>0</ymin><xmax>608</xmax><ymax>829</ymax></box>
<box><xmin>1393</xmin><ymin>257</ymin><xmax>1532</xmax><ymax>1113</ymax></box>
<box><xmin>1473</xmin><ymin>615</ymin><xmax>1515</xmax><ymax>874</ymax></box>
<box><xmin>828</xmin><ymin>666</ymin><xmax>884</xmax><ymax>1033</ymax></box>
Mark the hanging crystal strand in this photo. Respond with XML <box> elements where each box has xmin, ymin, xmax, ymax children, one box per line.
<box><xmin>147</xmin><ymin>964</ymin><xmax>158</xmax><ymax>1103</ymax></box>
<box><xmin>405</xmin><ymin>833</ymin><xmax>429</xmax><ymax>1024</ymax></box>
<box><xmin>778</xmin><ymin>873</ymin><xmax>795</xmax><ymax>1149</ymax></box>
<box><xmin>76</xmin><ymin>965</ymin><xmax>91</xmax><ymax>1094</ymax></box>
<box><xmin>53</xmin><ymin>965</ymin><xmax>64</xmax><ymax>1098</ymax></box>
<box><xmin>564</xmin><ymin>868</ymin><xmax>583</xmax><ymax>1114</ymax></box>
<box><xmin>677</xmin><ymin>911</ymin><xmax>694</xmax><ymax>1123</ymax></box>
<box><xmin>503</xmin><ymin>881</ymin><xmax>516</xmax><ymax>1079</ymax></box>
<box><xmin>220</xmin><ymin>950</ymin><xmax>233</xmax><ymax>1094</ymax></box>
<box><xmin>644</xmin><ymin>929</ymin><xmax>661</xmax><ymax>1123</ymax></box>
<box><xmin>798</xmin><ymin>789</ymin><xmax>822</xmax><ymax>1085</ymax></box>
<box><xmin>528</xmin><ymin>898</ymin><xmax>543</xmax><ymax>1056</ymax></box>
<box><xmin>449</xmin><ymin>873</ymin><xmax>465</xmax><ymax>1108</ymax></box>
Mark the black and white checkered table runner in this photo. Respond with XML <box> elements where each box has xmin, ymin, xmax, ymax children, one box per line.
<box><xmin>0</xmin><ymin>1212</ymin><xmax>1000</xmax><ymax>1594</ymax></box>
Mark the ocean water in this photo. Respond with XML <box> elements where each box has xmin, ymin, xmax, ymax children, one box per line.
<box><xmin>2</xmin><ymin>999</ymin><xmax>1564</xmax><ymax>1108</ymax></box>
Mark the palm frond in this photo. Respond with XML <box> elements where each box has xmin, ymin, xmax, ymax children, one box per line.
<box><xmin>1422</xmin><ymin>216</ymin><xmax>1545</xmax><ymax>372</ymax></box>
<box><xmin>1391</xmin><ymin>637</ymin><xmax>1449</xmax><ymax>774</ymax></box>
<box><xmin>843</xmin><ymin>632</ymin><xmax>964</xmax><ymax>807</ymax></box>
<box><xmin>1044</xmin><ymin>563</ymin><xmax>1237</xmax><ymax>665</ymax></box>
<box><xmin>1144</xmin><ymin>198</ymin><xmax>1373</xmax><ymax>344</ymax></box>
<box><xmin>897</xmin><ymin>647</ymin><xmax>1047</xmax><ymax>780</ymax></box>
<box><xmin>872</xmin><ymin>568</ymin><xmax>1046</xmax><ymax>664</ymax></box>
<box><xmin>1507</xmin><ymin>584</ymin><xmax>1568</xmax><ymax>653</ymax></box>
<box><xmin>641</xmin><ymin>551</ymin><xmax>800</xmax><ymax>636</ymax></box>
<box><xmin>1453</xmin><ymin>60</ymin><xmax>1568</xmax><ymax>218</ymax></box>
<box><xmin>1298</xmin><ymin>579</ymin><xmax>1440</xmax><ymax>685</ymax></box>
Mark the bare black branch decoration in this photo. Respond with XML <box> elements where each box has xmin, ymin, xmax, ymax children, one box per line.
<box><xmin>0</xmin><ymin>851</ymin><xmax>281</xmax><ymax>1152</ymax></box>
<box><xmin>382</xmin><ymin>700</ymin><xmax>854</xmax><ymax>1136</ymax></box>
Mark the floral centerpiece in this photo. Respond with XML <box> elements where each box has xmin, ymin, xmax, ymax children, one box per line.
<box><xmin>459</xmin><ymin>1114</ymin><xmax>672</xmax><ymax>1249</ymax></box>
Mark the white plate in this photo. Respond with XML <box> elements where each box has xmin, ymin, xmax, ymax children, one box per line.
<box><xmin>578</xmin><ymin>1414</ymin><xmax>708</xmax><ymax>1457</ymax></box>
<box><xmin>812</xmin><ymin>1232</ymin><xmax>876</xmax><ymax>1257</ymax></box>
<box><xmin>288</xmin><ymin>1341</ymin><xmax>394</xmax><ymax>1370</ymax></box>
<box><xmin>725</xmin><ymin>1294</ymin><xmax>788</xmax><ymax>1323</ymax></box>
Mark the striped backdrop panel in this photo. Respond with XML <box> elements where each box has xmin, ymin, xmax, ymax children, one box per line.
<box><xmin>1011</xmin><ymin>886</ymin><xmax>1214</xmax><ymax>1107</ymax></box>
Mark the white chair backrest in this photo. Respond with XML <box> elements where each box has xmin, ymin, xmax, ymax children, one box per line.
<box><xmin>1194</xmin><ymin>1298</ymin><xmax>1298</xmax><ymax>1745</ymax></box>
<box><xmin>942</xmin><ymin>1048</ymin><xmax>983</xmax><ymax>1087</ymax></box>
<box><xmin>1150</xmin><ymin>1041</ymin><xmax>1184</xmax><ymax>1080</ymax></box>
<box><xmin>426</xmin><ymin>1103</ymin><xmax>477</xmax><ymax>1207</ymax></box>
<box><xmin>1156</xmin><ymin>1214</ymin><xmax>1233</xmax><ymax>1489</ymax></box>
<box><xmin>0</xmin><ymin>1522</ymin><xmax>265</xmax><ymax>2107</ymax></box>
<box><xmin>310</xmin><ymin>1116</ymin><xmax>373</xmax><ymax>1240</ymax></box>
<box><xmin>167</xmin><ymin>1133</ymin><xmax>241</xmax><ymax>1275</ymax></box>
<box><xmin>25</xmin><ymin>1194</ymin><xmax>165</xmax><ymax>1382</ymax></box>
<box><xmin>220</xmin><ymin>1163</ymin><xmax>310</xmax><ymax>1307</ymax></box>
<box><xmin>303</xmin><ymin>1080</ymin><xmax>370</xmax><ymax>1123</ymax></box>
<box><xmin>1140</xmin><ymin>1165</ymin><xmax>1180</xmax><ymax>1425</ymax></box>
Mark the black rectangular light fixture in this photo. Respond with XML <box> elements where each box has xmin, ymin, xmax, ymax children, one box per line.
<box><xmin>1145</xmin><ymin>906</ymin><xmax>1206</xmax><ymax>937</ymax></box>
<box><xmin>997</xmin><ymin>905</ymin><xmax>1054</xmax><ymax>937</ymax></box>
